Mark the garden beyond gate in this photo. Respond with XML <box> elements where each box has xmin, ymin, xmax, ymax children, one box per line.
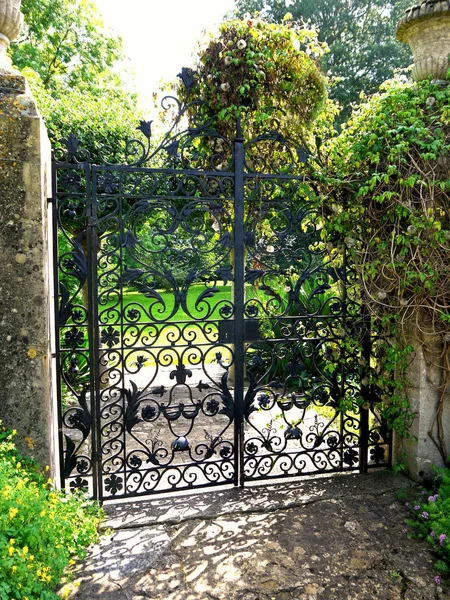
<box><xmin>52</xmin><ymin>74</ymin><xmax>390</xmax><ymax>501</ymax></box>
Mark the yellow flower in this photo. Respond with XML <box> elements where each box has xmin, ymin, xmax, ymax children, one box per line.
<box><xmin>40</xmin><ymin>510</ymin><xmax>46</xmax><ymax>517</ymax></box>
<box><xmin>8</xmin><ymin>546</ymin><xmax>14</xmax><ymax>556</ymax></box>
<box><xmin>9</xmin><ymin>507</ymin><xmax>18</xmax><ymax>520</ymax></box>
<box><xmin>37</xmin><ymin>566</ymin><xmax>52</xmax><ymax>584</ymax></box>
<box><xmin>11</xmin><ymin>566</ymin><xmax>17</xmax><ymax>574</ymax></box>
<box><xmin>22</xmin><ymin>545</ymin><xmax>28</xmax><ymax>556</ymax></box>
<box><xmin>9</xmin><ymin>539</ymin><xmax>15</xmax><ymax>545</ymax></box>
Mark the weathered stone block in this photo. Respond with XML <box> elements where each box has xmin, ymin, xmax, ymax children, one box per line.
<box><xmin>394</xmin><ymin>325</ymin><xmax>450</xmax><ymax>481</ymax></box>
<box><xmin>0</xmin><ymin>70</ymin><xmax>55</xmax><ymax>474</ymax></box>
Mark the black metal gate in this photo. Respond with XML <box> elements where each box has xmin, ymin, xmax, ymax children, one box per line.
<box><xmin>52</xmin><ymin>75</ymin><xmax>390</xmax><ymax>501</ymax></box>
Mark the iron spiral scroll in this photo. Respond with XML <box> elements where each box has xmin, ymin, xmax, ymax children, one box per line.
<box><xmin>52</xmin><ymin>68</ymin><xmax>391</xmax><ymax>500</ymax></box>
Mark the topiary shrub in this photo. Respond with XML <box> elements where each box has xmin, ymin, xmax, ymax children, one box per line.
<box><xmin>182</xmin><ymin>14</ymin><xmax>328</xmax><ymax>140</ymax></box>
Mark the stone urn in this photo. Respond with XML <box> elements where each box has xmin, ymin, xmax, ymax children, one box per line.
<box><xmin>0</xmin><ymin>0</ymin><xmax>23</xmax><ymax>69</ymax></box>
<box><xmin>396</xmin><ymin>0</ymin><xmax>450</xmax><ymax>81</ymax></box>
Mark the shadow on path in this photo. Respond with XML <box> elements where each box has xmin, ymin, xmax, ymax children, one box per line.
<box><xmin>59</xmin><ymin>471</ymin><xmax>448</xmax><ymax>600</ymax></box>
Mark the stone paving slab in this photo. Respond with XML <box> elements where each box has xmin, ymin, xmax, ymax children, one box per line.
<box><xmin>103</xmin><ymin>471</ymin><xmax>413</xmax><ymax>529</ymax></box>
<box><xmin>59</xmin><ymin>472</ymin><xmax>450</xmax><ymax>600</ymax></box>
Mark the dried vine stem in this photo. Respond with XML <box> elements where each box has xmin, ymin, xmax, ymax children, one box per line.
<box><xmin>424</xmin><ymin>342</ymin><xmax>450</xmax><ymax>465</ymax></box>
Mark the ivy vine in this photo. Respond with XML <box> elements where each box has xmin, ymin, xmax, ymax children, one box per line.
<box><xmin>318</xmin><ymin>78</ymin><xmax>450</xmax><ymax>464</ymax></box>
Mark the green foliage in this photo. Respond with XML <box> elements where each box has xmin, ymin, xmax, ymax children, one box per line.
<box><xmin>10</xmin><ymin>1</ymin><xmax>144</xmax><ymax>161</ymax></box>
<box><xmin>315</xmin><ymin>78</ymin><xmax>450</xmax><ymax>441</ymax></box>
<box><xmin>233</xmin><ymin>0</ymin><xmax>412</xmax><ymax>122</ymax></box>
<box><xmin>10</xmin><ymin>0</ymin><xmax>122</xmax><ymax>94</ymax></box>
<box><xmin>0</xmin><ymin>427</ymin><xmax>103</xmax><ymax>600</ymax></box>
<box><xmin>24</xmin><ymin>68</ymin><xmax>145</xmax><ymax>163</ymax></box>
<box><xmin>247</xmin><ymin>278</ymin><xmax>344</xmax><ymax>393</ymax></box>
<box><xmin>327</xmin><ymin>79</ymin><xmax>450</xmax><ymax>333</ymax></box>
<box><xmin>184</xmin><ymin>16</ymin><xmax>328</xmax><ymax>139</ymax></box>
<box><xmin>407</xmin><ymin>468</ymin><xmax>450</xmax><ymax>575</ymax></box>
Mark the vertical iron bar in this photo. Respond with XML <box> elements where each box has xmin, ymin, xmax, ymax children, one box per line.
<box><xmin>86</xmin><ymin>166</ymin><xmax>102</xmax><ymax>501</ymax></box>
<box><xmin>118</xmin><ymin>171</ymin><xmax>127</xmax><ymax>492</ymax></box>
<box><xmin>233</xmin><ymin>118</ymin><xmax>246</xmax><ymax>487</ymax></box>
<box><xmin>388</xmin><ymin>427</ymin><xmax>393</xmax><ymax>469</ymax></box>
<box><xmin>51</xmin><ymin>159</ymin><xmax>66</xmax><ymax>489</ymax></box>
<box><xmin>359</xmin><ymin>306</ymin><xmax>371</xmax><ymax>474</ymax></box>
<box><xmin>339</xmin><ymin>245</ymin><xmax>348</xmax><ymax>472</ymax></box>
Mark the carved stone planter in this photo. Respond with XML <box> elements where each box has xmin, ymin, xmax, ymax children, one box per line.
<box><xmin>0</xmin><ymin>0</ymin><xmax>23</xmax><ymax>68</ymax></box>
<box><xmin>397</xmin><ymin>0</ymin><xmax>450</xmax><ymax>81</ymax></box>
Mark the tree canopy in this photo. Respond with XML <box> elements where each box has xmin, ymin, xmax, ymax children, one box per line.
<box><xmin>233</xmin><ymin>0</ymin><xmax>412</xmax><ymax>121</ymax></box>
<box><xmin>10</xmin><ymin>0</ymin><xmax>144</xmax><ymax>161</ymax></box>
<box><xmin>11</xmin><ymin>0</ymin><xmax>122</xmax><ymax>94</ymax></box>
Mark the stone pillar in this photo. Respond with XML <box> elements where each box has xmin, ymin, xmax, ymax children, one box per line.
<box><xmin>0</xmin><ymin>1</ymin><xmax>56</xmax><ymax>475</ymax></box>
<box><xmin>396</xmin><ymin>0</ymin><xmax>450</xmax><ymax>81</ymax></box>
<box><xmin>394</xmin><ymin>330</ymin><xmax>450</xmax><ymax>481</ymax></box>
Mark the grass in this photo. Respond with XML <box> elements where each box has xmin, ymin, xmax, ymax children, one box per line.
<box><xmin>92</xmin><ymin>284</ymin><xmax>234</xmax><ymax>368</ymax></box>
<box><xmin>99</xmin><ymin>283</ymin><xmax>233</xmax><ymax>324</ymax></box>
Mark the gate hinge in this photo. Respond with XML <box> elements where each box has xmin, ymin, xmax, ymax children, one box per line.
<box><xmin>86</xmin><ymin>216</ymin><xmax>98</xmax><ymax>227</ymax></box>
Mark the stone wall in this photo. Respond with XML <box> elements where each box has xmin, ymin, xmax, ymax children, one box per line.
<box><xmin>0</xmin><ymin>69</ymin><xmax>55</xmax><ymax>475</ymax></box>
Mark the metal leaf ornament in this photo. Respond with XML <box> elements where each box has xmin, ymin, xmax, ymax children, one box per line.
<box><xmin>61</xmin><ymin>133</ymin><xmax>81</xmax><ymax>159</ymax></box>
<box><xmin>138</xmin><ymin>120</ymin><xmax>153</xmax><ymax>140</ymax></box>
<box><xmin>177</xmin><ymin>67</ymin><xmax>195</xmax><ymax>93</ymax></box>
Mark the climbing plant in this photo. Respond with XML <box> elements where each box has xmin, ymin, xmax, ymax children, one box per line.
<box><xmin>316</xmin><ymin>78</ymin><xmax>450</xmax><ymax>461</ymax></box>
<box><xmin>175</xmin><ymin>15</ymin><xmax>450</xmax><ymax>454</ymax></box>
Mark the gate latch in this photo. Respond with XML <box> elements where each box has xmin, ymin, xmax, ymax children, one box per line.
<box><xmin>218</xmin><ymin>319</ymin><xmax>260</xmax><ymax>343</ymax></box>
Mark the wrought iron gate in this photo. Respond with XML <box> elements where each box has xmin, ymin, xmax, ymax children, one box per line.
<box><xmin>52</xmin><ymin>74</ymin><xmax>390</xmax><ymax>501</ymax></box>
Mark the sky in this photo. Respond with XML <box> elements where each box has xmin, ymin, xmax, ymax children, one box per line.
<box><xmin>94</xmin><ymin>0</ymin><xmax>237</xmax><ymax>105</ymax></box>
